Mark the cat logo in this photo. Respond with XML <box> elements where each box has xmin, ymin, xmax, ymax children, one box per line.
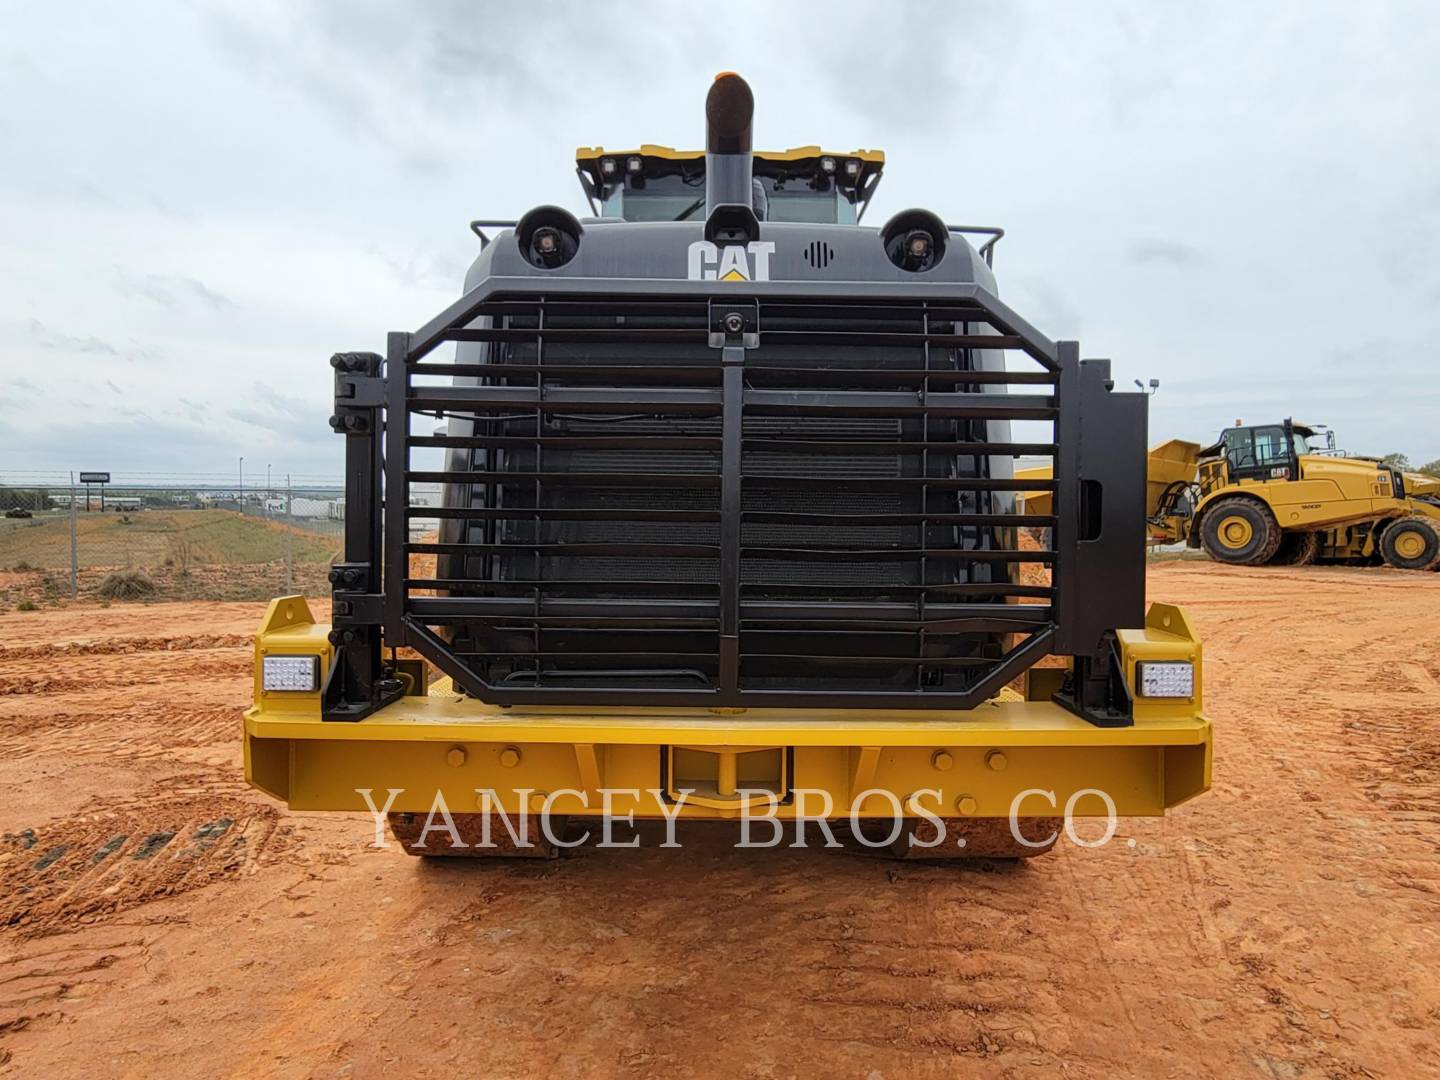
<box><xmin>687</xmin><ymin>240</ymin><xmax>776</xmax><ymax>282</ymax></box>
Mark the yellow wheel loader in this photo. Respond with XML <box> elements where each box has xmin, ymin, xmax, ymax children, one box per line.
<box><xmin>244</xmin><ymin>74</ymin><xmax>1210</xmax><ymax>860</ymax></box>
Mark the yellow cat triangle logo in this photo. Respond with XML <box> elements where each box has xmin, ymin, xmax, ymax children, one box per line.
<box><xmin>720</xmin><ymin>268</ymin><xmax>746</xmax><ymax>282</ymax></box>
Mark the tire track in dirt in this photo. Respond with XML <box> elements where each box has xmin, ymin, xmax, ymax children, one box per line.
<box><xmin>0</xmin><ymin>634</ymin><xmax>251</xmax><ymax>661</ymax></box>
<box><xmin>0</xmin><ymin>777</ymin><xmax>292</xmax><ymax>941</ymax></box>
<box><xmin>0</xmin><ymin>939</ymin><xmax>148</xmax><ymax>1057</ymax></box>
<box><xmin>0</xmin><ymin>706</ymin><xmax>238</xmax><ymax>760</ymax></box>
<box><xmin>796</xmin><ymin>863</ymin><xmax>1068</xmax><ymax>1069</ymax></box>
<box><xmin>0</xmin><ymin>650</ymin><xmax>249</xmax><ymax>697</ymax></box>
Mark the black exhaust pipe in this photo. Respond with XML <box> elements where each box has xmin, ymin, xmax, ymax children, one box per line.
<box><xmin>704</xmin><ymin>72</ymin><xmax>760</xmax><ymax>242</ymax></box>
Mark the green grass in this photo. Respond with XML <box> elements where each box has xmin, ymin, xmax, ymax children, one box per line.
<box><xmin>0</xmin><ymin>509</ymin><xmax>340</xmax><ymax>571</ymax></box>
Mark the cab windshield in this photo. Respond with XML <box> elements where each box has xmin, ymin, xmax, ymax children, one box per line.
<box><xmin>601</xmin><ymin>174</ymin><xmax>857</xmax><ymax>225</ymax></box>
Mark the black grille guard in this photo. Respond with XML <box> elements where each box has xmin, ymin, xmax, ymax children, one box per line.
<box><xmin>322</xmin><ymin>276</ymin><xmax>1147</xmax><ymax>720</ymax></box>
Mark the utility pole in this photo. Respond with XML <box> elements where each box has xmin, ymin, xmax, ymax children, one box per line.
<box><xmin>285</xmin><ymin>474</ymin><xmax>294</xmax><ymax>593</ymax></box>
<box><xmin>238</xmin><ymin>456</ymin><xmax>244</xmax><ymax>509</ymax></box>
<box><xmin>68</xmin><ymin>470</ymin><xmax>78</xmax><ymax>599</ymax></box>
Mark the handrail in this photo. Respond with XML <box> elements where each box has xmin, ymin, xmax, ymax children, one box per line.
<box><xmin>468</xmin><ymin>220</ymin><xmax>519</xmax><ymax>247</ymax></box>
<box><xmin>947</xmin><ymin>225</ymin><xmax>1005</xmax><ymax>268</ymax></box>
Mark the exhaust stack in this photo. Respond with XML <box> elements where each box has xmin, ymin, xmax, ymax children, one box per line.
<box><xmin>704</xmin><ymin>72</ymin><xmax>760</xmax><ymax>242</ymax></box>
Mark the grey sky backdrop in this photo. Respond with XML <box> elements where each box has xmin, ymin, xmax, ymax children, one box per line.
<box><xmin>2</xmin><ymin>1</ymin><xmax>1438</xmax><ymax>479</ymax></box>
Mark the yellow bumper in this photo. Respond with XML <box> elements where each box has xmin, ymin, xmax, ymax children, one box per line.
<box><xmin>245</xmin><ymin>695</ymin><xmax>1210</xmax><ymax>820</ymax></box>
<box><xmin>245</xmin><ymin>599</ymin><xmax>1210</xmax><ymax>820</ymax></box>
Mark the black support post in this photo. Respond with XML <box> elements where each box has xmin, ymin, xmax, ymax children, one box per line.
<box><xmin>321</xmin><ymin>350</ymin><xmax>404</xmax><ymax>722</ymax></box>
<box><xmin>1051</xmin><ymin>346</ymin><xmax>1147</xmax><ymax>726</ymax></box>
<box><xmin>719</xmin><ymin>349</ymin><xmax>744</xmax><ymax>693</ymax></box>
<box><xmin>384</xmin><ymin>331</ymin><xmax>411</xmax><ymax>648</ymax></box>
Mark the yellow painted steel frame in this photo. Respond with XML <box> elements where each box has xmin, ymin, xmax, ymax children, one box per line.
<box><xmin>576</xmin><ymin>145</ymin><xmax>886</xmax><ymax>165</ymax></box>
<box><xmin>1193</xmin><ymin>454</ymin><xmax>1418</xmax><ymax>531</ymax></box>
<box><xmin>244</xmin><ymin>599</ymin><xmax>1211</xmax><ymax>822</ymax></box>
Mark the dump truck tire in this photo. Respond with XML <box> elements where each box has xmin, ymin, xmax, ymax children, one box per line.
<box><xmin>1378</xmin><ymin>517</ymin><xmax>1440</xmax><ymax>571</ymax></box>
<box><xmin>1270</xmin><ymin>531</ymin><xmax>1320</xmax><ymax>566</ymax></box>
<box><xmin>1200</xmin><ymin>497</ymin><xmax>1283</xmax><ymax>565</ymax></box>
<box><xmin>387</xmin><ymin>812</ymin><xmax>567</xmax><ymax>858</ymax></box>
<box><xmin>885</xmin><ymin>817</ymin><xmax>1062</xmax><ymax>860</ymax></box>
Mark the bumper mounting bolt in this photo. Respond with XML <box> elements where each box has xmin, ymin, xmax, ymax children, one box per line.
<box><xmin>499</xmin><ymin>746</ymin><xmax>521</xmax><ymax>768</ymax></box>
<box><xmin>446</xmin><ymin>746</ymin><xmax>467</xmax><ymax>768</ymax></box>
<box><xmin>931</xmin><ymin>750</ymin><xmax>954</xmax><ymax>772</ymax></box>
<box><xmin>955</xmin><ymin>794</ymin><xmax>978</xmax><ymax>815</ymax></box>
<box><xmin>986</xmin><ymin>750</ymin><xmax>1008</xmax><ymax>772</ymax></box>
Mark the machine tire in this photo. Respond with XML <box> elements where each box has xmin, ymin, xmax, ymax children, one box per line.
<box><xmin>1269</xmin><ymin>531</ymin><xmax>1320</xmax><ymax>566</ymax></box>
<box><xmin>1378</xmin><ymin>517</ymin><xmax>1440</xmax><ymax>571</ymax></box>
<box><xmin>885</xmin><ymin>817</ymin><xmax>1062</xmax><ymax>860</ymax></box>
<box><xmin>1199</xmin><ymin>497</ymin><xmax>1283</xmax><ymax>566</ymax></box>
<box><xmin>387</xmin><ymin>812</ymin><xmax>567</xmax><ymax>858</ymax></box>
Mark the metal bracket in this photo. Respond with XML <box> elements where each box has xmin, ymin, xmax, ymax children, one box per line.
<box><xmin>329</xmin><ymin>352</ymin><xmax>384</xmax><ymax>436</ymax></box>
<box><xmin>331</xmin><ymin>592</ymin><xmax>383</xmax><ymax>625</ymax></box>
<box><xmin>1052</xmin><ymin>634</ymin><xmax>1134</xmax><ymax>728</ymax></box>
<box><xmin>708</xmin><ymin>299</ymin><xmax>759</xmax><ymax>348</ymax></box>
<box><xmin>336</xmin><ymin>374</ymin><xmax>385</xmax><ymax>408</ymax></box>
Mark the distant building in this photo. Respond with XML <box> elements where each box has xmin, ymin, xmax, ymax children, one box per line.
<box><xmin>290</xmin><ymin>497</ymin><xmax>337</xmax><ymax>520</ymax></box>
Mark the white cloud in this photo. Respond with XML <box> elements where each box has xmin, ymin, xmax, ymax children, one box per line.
<box><xmin>1</xmin><ymin>0</ymin><xmax>1438</xmax><ymax>475</ymax></box>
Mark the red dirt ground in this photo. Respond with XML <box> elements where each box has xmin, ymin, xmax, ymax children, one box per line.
<box><xmin>1</xmin><ymin>563</ymin><xmax>1438</xmax><ymax>1077</ymax></box>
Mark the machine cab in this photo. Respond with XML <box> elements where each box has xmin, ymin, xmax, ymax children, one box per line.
<box><xmin>575</xmin><ymin>145</ymin><xmax>885</xmax><ymax>224</ymax></box>
<box><xmin>1201</xmin><ymin>419</ymin><xmax>1331</xmax><ymax>487</ymax></box>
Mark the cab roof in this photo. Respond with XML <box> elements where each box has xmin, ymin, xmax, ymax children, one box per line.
<box><xmin>575</xmin><ymin>145</ymin><xmax>885</xmax><ymax>218</ymax></box>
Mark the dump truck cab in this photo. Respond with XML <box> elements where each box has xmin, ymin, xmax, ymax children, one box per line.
<box><xmin>1200</xmin><ymin>419</ymin><xmax>1329</xmax><ymax>488</ymax></box>
<box><xmin>244</xmin><ymin>74</ymin><xmax>1211</xmax><ymax>858</ymax></box>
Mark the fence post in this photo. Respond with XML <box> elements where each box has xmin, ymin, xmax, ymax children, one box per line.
<box><xmin>69</xmin><ymin>470</ymin><xmax>79</xmax><ymax>599</ymax></box>
<box><xmin>285</xmin><ymin>474</ymin><xmax>294</xmax><ymax>594</ymax></box>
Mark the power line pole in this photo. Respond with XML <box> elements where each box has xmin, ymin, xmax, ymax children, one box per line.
<box><xmin>68</xmin><ymin>470</ymin><xmax>78</xmax><ymax>599</ymax></box>
<box><xmin>285</xmin><ymin>474</ymin><xmax>294</xmax><ymax>594</ymax></box>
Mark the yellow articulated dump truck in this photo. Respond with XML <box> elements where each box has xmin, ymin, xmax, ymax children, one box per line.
<box><xmin>1183</xmin><ymin>421</ymin><xmax>1439</xmax><ymax>568</ymax></box>
<box><xmin>244</xmin><ymin>75</ymin><xmax>1211</xmax><ymax>859</ymax></box>
<box><xmin>1024</xmin><ymin>419</ymin><xmax>1440</xmax><ymax>570</ymax></box>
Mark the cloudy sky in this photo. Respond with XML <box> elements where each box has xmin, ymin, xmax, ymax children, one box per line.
<box><xmin>2</xmin><ymin>1</ymin><xmax>1438</xmax><ymax>481</ymax></box>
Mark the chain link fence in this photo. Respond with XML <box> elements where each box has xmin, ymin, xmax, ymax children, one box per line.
<box><xmin>0</xmin><ymin>473</ymin><xmax>348</xmax><ymax>606</ymax></box>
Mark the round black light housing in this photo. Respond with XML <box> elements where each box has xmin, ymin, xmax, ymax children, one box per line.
<box><xmin>880</xmin><ymin>208</ymin><xmax>947</xmax><ymax>272</ymax></box>
<box><xmin>516</xmin><ymin>206</ymin><xmax>583</xmax><ymax>270</ymax></box>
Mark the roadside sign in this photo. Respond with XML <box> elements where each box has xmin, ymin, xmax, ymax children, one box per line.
<box><xmin>79</xmin><ymin>472</ymin><xmax>110</xmax><ymax>484</ymax></box>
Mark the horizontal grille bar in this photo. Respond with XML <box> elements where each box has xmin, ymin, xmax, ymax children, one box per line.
<box><xmin>411</xmin><ymin>434</ymin><xmax>724</xmax><ymax>451</ymax></box>
<box><xmin>410</xmin><ymin>542</ymin><xmax>720</xmax><ymax>558</ymax></box>
<box><xmin>408</xmin><ymin>596</ymin><xmax>1053</xmax><ymax>623</ymax></box>
<box><xmin>406</xmin><ymin>506</ymin><xmax>1053</xmax><ymax>527</ymax></box>
<box><xmin>409</xmin><ymin>384</ymin><xmax>1055</xmax><ymax>418</ymax></box>
<box><xmin>408</xmin><ymin>506</ymin><xmax>723</xmax><ymax>522</ymax></box>
<box><xmin>407</xmin><ymin>470</ymin><xmax>721</xmax><ymax>488</ymax></box>
<box><xmin>413</xmin><ymin>362</ymin><xmax>1056</xmax><ymax>388</ymax></box>
<box><xmin>444</xmin><ymin>326</ymin><xmax>708</xmax><ymax>344</ymax></box>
